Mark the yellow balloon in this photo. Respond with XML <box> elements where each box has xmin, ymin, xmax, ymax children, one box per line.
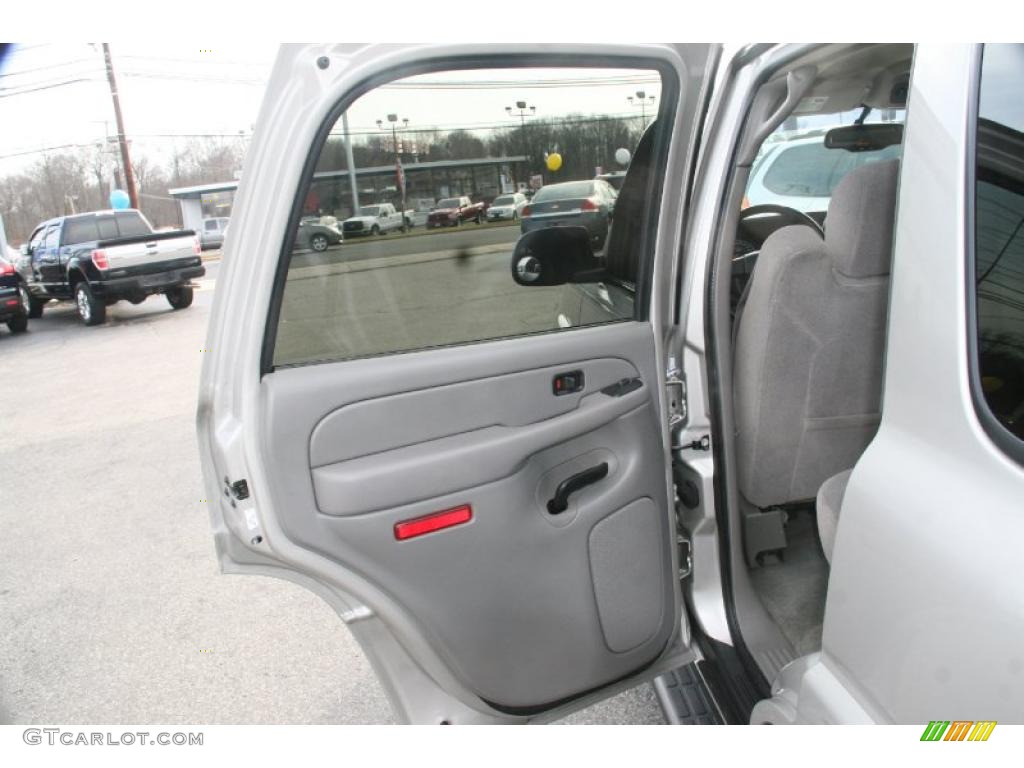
<box><xmin>546</xmin><ymin>152</ymin><xmax>563</xmax><ymax>172</ymax></box>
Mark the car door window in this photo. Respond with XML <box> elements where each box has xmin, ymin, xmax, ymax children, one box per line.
<box><xmin>64</xmin><ymin>217</ymin><xmax>101</xmax><ymax>246</ymax></box>
<box><xmin>974</xmin><ymin>43</ymin><xmax>1024</xmax><ymax>444</ymax></box>
<box><xmin>28</xmin><ymin>227</ymin><xmax>45</xmax><ymax>252</ymax></box>
<box><xmin>40</xmin><ymin>225</ymin><xmax>60</xmax><ymax>249</ymax></box>
<box><xmin>269</xmin><ymin>65</ymin><xmax>667</xmax><ymax>368</ymax></box>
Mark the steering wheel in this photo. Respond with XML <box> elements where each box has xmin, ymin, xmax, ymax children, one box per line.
<box><xmin>735</xmin><ymin>204</ymin><xmax>824</xmax><ymax>263</ymax></box>
<box><xmin>730</xmin><ymin>204</ymin><xmax>825</xmax><ymax>322</ymax></box>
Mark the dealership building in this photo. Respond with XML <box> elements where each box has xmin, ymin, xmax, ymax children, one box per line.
<box><xmin>169</xmin><ymin>155</ymin><xmax>527</xmax><ymax>230</ymax></box>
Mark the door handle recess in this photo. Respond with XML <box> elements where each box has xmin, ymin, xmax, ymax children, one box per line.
<box><xmin>547</xmin><ymin>462</ymin><xmax>609</xmax><ymax>514</ymax></box>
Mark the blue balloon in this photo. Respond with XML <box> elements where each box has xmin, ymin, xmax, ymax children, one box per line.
<box><xmin>109</xmin><ymin>189</ymin><xmax>131</xmax><ymax>210</ymax></box>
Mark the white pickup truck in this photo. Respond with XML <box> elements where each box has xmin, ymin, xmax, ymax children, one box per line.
<box><xmin>341</xmin><ymin>203</ymin><xmax>409</xmax><ymax>236</ymax></box>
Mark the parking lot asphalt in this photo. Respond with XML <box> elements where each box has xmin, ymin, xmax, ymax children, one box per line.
<box><xmin>0</xmin><ymin>231</ymin><xmax>665</xmax><ymax>724</ymax></box>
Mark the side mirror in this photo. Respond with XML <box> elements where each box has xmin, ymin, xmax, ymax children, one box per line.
<box><xmin>511</xmin><ymin>226</ymin><xmax>606</xmax><ymax>287</ymax></box>
<box><xmin>20</xmin><ymin>244</ymin><xmax>29</xmax><ymax>256</ymax></box>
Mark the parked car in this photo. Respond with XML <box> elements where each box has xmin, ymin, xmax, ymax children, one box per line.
<box><xmin>426</xmin><ymin>196</ymin><xmax>485</xmax><ymax>228</ymax></box>
<box><xmin>595</xmin><ymin>171</ymin><xmax>627</xmax><ymax>191</ymax></box>
<box><xmin>745</xmin><ymin>131</ymin><xmax>903</xmax><ymax>213</ymax></box>
<box><xmin>295</xmin><ymin>216</ymin><xmax>344</xmax><ymax>252</ymax></box>
<box><xmin>485</xmin><ymin>192</ymin><xmax>528</xmax><ymax>222</ymax></box>
<box><xmin>19</xmin><ymin>209</ymin><xmax>203</xmax><ymax>326</ymax></box>
<box><xmin>198</xmin><ymin>43</ymin><xmax>1024</xmax><ymax>727</ymax></box>
<box><xmin>199</xmin><ymin>217</ymin><xmax>230</xmax><ymax>250</ymax></box>
<box><xmin>519</xmin><ymin>179</ymin><xmax>617</xmax><ymax>249</ymax></box>
<box><xmin>0</xmin><ymin>252</ymin><xmax>29</xmax><ymax>334</ymax></box>
<box><xmin>343</xmin><ymin>204</ymin><xmax>406</xmax><ymax>236</ymax></box>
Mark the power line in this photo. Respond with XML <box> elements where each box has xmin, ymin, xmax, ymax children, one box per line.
<box><xmin>119</xmin><ymin>54</ymin><xmax>273</xmax><ymax>68</ymax></box>
<box><xmin>0</xmin><ymin>111</ymin><xmax>647</xmax><ymax>161</ymax></box>
<box><xmin>120</xmin><ymin>70</ymin><xmax>266</xmax><ymax>86</ymax></box>
<box><xmin>0</xmin><ymin>76</ymin><xmax>102</xmax><ymax>98</ymax></box>
<box><xmin>0</xmin><ymin>57</ymin><xmax>101</xmax><ymax>80</ymax></box>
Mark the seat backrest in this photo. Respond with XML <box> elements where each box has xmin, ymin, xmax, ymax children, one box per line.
<box><xmin>733</xmin><ymin>159</ymin><xmax>899</xmax><ymax>508</ymax></box>
<box><xmin>603</xmin><ymin>122</ymin><xmax>656</xmax><ymax>284</ymax></box>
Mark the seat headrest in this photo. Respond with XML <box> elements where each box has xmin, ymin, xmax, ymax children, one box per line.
<box><xmin>825</xmin><ymin>158</ymin><xmax>900</xmax><ymax>278</ymax></box>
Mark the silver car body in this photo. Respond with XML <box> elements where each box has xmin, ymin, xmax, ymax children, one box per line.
<box><xmin>199</xmin><ymin>217</ymin><xmax>230</xmax><ymax>249</ymax></box>
<box><xmin>198</xmin><ymin>43</ymin><xmax>1024</xmax><ymax>725</ymax></box>
<box><xmin>486</xmin><ymin>192</ymin><xmax>528</xmax><ymax>221</ymax></box>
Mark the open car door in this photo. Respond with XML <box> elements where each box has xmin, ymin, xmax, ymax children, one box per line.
<box><xmin>198</xmin><ymin>43</ymin><xmax>719</xmax><ymax>723</ymax></box>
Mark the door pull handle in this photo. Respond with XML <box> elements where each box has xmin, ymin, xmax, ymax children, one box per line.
<box><xmin>547</xmin><ymin>462</ymin><xmax>609</xmax><ymax>514</ymax></box>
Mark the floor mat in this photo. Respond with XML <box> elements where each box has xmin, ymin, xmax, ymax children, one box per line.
<box><xmin>748</xmin><ymin>508</ymin><xmax>829</xmax><ymax>656</ymax></box>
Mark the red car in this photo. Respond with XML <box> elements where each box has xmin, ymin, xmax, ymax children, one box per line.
<box><xmin>426</xmin><ymin>196</ymin><xmax>485</xmax><ymax>228</ymax></box>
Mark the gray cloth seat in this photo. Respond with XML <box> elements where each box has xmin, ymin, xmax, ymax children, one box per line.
<box><xmin>816</xmin><ymin>469</ymin><xmax>852</xmax><ymax>564</ymax></box>
<box><xmin>734</xmin><ymin>159</ymin><xmax>899</xmax><ymax>509</ymax></box>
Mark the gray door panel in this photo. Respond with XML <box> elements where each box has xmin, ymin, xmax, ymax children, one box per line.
<box><xmin>260</xmin><ymin>321</ymin><xmax>675</xmax><ymax>708</ymax></box>
<box><xmin>309</xmin><ymin>357</ymin><xmax>640</xmax><ymax>469</ymax></box>
<box><xmin>310</xmin><ymin>363</ymin><xmax>647</xmax><ymax>517</ymax></box>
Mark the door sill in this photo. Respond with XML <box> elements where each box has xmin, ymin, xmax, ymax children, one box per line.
<box><xmin>653</xmin><ymin>662</ymin><xmax>725</xmax><ymax>724</ymax></box>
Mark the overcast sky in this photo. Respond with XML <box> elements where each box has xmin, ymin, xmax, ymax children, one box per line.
<box><xmin>0</xmin><ymin>43</ymin><xmax>276</xmax><ymax>172</ymax></box>
<box><xmin>0</xmin><ymin>44</ymin><xmax>662</xmax><ymax>175</ymax></box>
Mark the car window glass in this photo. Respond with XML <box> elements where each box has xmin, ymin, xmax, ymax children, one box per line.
<box><xmin>748</xmin><ymin>108</ymin><xmax>905</xmax><ymax>210</ymax></box>
<box><xmin>96</xmin><ymin>217</ymin><xmax>119</xmax><ymax>240</ymax></box>
<box><xmin>975</xmin><ymin>43</ymin><xmax>1024</xmax><ymax>442</ymax></box>
<box><xmin>28</xmin><ymin>228</ymin><xmax>46</xmax><ymax>250</ymax></box>
<box><xmin>64</xmin><ymin>217</ymin><xmax>101</xmax><ymax>245</ymax></box>
<box><xmin>40</xmin><ymin>225</ymin><xmax>59</xmax><ymax>249</ymax></box>
<box><xmin>532</xmin><ymin>181</ymin><xmax>595</xmax><ymax>202</ymax></box>
<box><xmin>270</xmin><ymin>65</ymin><xmax>664</xmax><ymax>367</ymax></box>
<box><xmin>114</xmin><ymin>212</ymin><xmax>150</xmax><ymax>238</ymax></box>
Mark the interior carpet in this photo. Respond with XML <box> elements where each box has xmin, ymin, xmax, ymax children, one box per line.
<box><xmin>747</xmin><ymin>508</ymin><xmax>829</xmax><ymax>656</ymax></box>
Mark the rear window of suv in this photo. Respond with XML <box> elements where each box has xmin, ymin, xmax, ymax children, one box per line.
<box><xmin>763</xmin><ymin>141</ymin><xmax>902</xmax><ymax>198</ymax></box>
<box><xmin>973</xmin><ymin>43</ymin><xmax>1024</xmax><ymax>445</ymax></box>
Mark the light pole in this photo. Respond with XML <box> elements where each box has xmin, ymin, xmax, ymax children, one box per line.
<box><xmin>376</xmin><ymin>113</ymin><xmax>409</xmax><ymax>231</ymax></box>
<box><xmin>505</xmin><ymin>100</ymin><xmax>536</xmax><ymax>189</ymax></box>
<box><xmin>627</xmin><ymin>90</ymin><xmax>656</xmax><ymax>131</ymax></box>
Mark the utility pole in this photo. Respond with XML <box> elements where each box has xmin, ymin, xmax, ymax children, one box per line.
<box><xmin>505</xmin><ymin>101</ymin><xmax>536</xmax><ymax>189</ymax></box>
<box><xmin>376</xmin><ymin>113</ymin><xmax>409</xmax><ymax>231</ymax></box>
<box><xmin>341</xmin><ymin>112</ymin><xmax>360</xmax><ymax>213</ymax></box>
<box><xmin>102</xmin><ymin>44</ymin><xmax>138</xmax><ymax>209</ymax></box>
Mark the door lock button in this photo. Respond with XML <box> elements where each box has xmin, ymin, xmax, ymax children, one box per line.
<box><xmin>552</xmin><ymin>370</ymin><xmax>584</xmax><ymax>396</ymax></box>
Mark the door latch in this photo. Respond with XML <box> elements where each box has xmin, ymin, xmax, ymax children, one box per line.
<box><xmin>677</xmin><ymin>531</ymin><xmax>693</xmax><ymax>581</ymax></box>
<box><xmin>226</xmin><ymin>478</ymin><xmax>249</xmax><ymax>501</ymax></box>
<box><xmin>665</xmin><ymin>371</ymin><xmax>687</xmax><ymax>427</ymax></box>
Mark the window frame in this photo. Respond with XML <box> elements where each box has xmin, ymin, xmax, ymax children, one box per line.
<box><xmin>965</xmin><ymin>43</ymin><xmax>1024</xmax><ymax>463</ymax></box>
<box><xmin>260</xmin><ymin>53</ymin><xmax>682</xmax><ymax>374</ymax></box>
<box><xmin>40</xmin><ymin>224</ymin><xmax>60</xmax><ymax>249</ymax></box>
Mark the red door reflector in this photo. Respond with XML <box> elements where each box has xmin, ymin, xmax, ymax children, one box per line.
<box><xmin>394</xmin><ymin>505</ymin><xmax>472</xmax><ymax>541</ymax></box>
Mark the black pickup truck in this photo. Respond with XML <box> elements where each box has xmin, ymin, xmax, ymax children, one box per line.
<box><xmin>18</xmin><ymin>209</ymin><xmax>204</xmax><ymax>326</ymax></box>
